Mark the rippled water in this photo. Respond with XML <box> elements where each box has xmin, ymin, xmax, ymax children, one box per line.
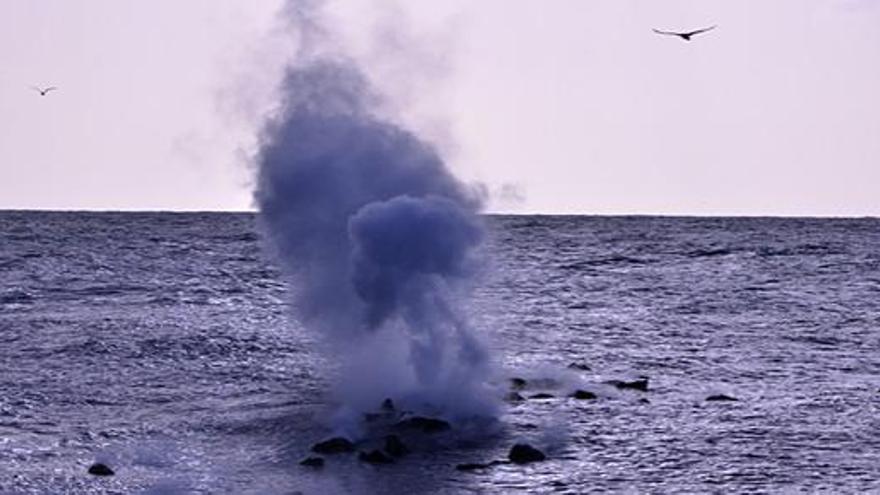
<box><xmin>1</xmin><ymin>212</ymin><xmax>879</xmax><ymax>493</ymax></box>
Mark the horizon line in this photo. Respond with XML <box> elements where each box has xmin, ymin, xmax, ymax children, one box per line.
<box><xmin>0</xmin><ymin>207</ymin><xmax>877</xmax><ymax>220</ymax></box>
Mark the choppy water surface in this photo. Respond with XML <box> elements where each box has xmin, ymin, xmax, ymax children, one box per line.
<box><xmin>1</xmin><ymin>212</ymin><xmax>879</xmax><ymax>493</ymax></box>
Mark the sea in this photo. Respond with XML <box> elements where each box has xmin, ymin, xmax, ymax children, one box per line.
<box><xmin>1</xmin><ymin>211</ymin><xmax>878</xmax><ymax>494</ymax></box>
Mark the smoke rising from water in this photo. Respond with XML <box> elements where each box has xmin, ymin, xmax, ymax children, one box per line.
<box><xmin>254</xmin><ymin>1</ymin><xmax>496</xmax><ymax>423</ymax></box>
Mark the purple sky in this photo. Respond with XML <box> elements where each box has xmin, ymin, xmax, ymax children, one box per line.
<box><xmin>1</xmin><ymin>0</ymin><xmax>878</xmax><ymax>215</ymax></box>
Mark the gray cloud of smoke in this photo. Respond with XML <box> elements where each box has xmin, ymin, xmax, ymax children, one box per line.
<box><xmin>254</xmin><ymin>0</ymin><xmax>497</xmax><ymax>426</ymax></box>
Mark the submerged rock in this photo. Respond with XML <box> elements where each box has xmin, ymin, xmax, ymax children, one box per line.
<box><xmin>381</xmin><ymin>398</ymin><xmax>396</xmax><ymax>412</ymax></box>
<box><xmin>384</xmin><ymin>435</ymin><xmax>409</xmax><ymax>457</ymax></box>
<box><xmin>510</xmin><ymin>377</ymin><xmax>527</xmax><ymax>390</ymax></box>
<box><xmin>508</xmin><ymin>443</ymin><xmax>546</xmax><ymax>464</ymax></box>
<box><xmin>567</xmin><ymin>362</ymin><xmax>591</xmax><ymax>371</ymax></box>
<box><xmin>395</xmin><ymin>416</ymin><xmax>451</xmax><ymax>433</ymax></box>
<box><xmin>300</xmin><ymin>456</ymin><xmax>325</xmax><ymax>468</ymax></box>
<box><xmin>311</xmin><ymin>437</ymin><xmax>355</xmax><ymax>454</ymax></box>
<box><xmin>569</xmin><ymin>390</ymin><xmax>597</xmax><ymax>400</ymax></box>
<box><xmin>706</xmin><ymin>394</ymin><xmax>738</xmax><ymax>402</ymax></box>
<box><xmin>505</xmin><ymin>392</ymin><xmax>526</xmax><ymax>402</ymax></box>
<box><xmin>359</xmin><ymin>449</ymin><xmax>394</xmax><ymax>464</ymax></box>
<box><xmin>87</xmin><ymin>463</ymin><xmax>114</xmax><ymax>476</ymax></box>
<box><xmin>606</xmin><ymin>377</ymin><xmax>649</xmax><ymax>392</ymax></box>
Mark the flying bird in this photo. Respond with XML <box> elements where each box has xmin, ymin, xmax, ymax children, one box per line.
<box><xmin>653</xmin><ymin>25</ymin><xmax>716</xmax><ymax>41</ymax></box>
<box><xmin>30</xmin><ymin>86</ymin><xmax>58</xmax><ymax>96</ymax></box>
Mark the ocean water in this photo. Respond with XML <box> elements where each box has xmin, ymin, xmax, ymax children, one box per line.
<box><xmin>1</xmin><ymin>211</ymin><xmax>879</xmax><ymax>494</ymax></box>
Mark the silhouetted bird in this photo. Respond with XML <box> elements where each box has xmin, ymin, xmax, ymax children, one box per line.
<box><xmin>31</xmin><ymin>86</ymin><xmax>57</xmax><ymax>96</ymax></box>
<box><xmin>653</xmin><ymin>26</ymin><xmax>716</xmax><ymax>41</ymax></box>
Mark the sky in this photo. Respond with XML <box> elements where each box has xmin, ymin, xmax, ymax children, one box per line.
<box><xmin>1</xmin><ymin>0</ymin><xmax>878</xmax><ymax>215</ymax></box>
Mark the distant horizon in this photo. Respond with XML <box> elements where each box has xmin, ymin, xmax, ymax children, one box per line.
<box><xmin>2</xmin><ymin>207</ymin><xmax>877</xmax><ymax>220</ymax></box>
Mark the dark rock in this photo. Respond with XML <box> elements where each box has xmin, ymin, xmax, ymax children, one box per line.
<box><xmin>529</xmin><ymin>393</ymin><xmax>555</xmax><ymax>399</ymax></box>
<box><xmin>381</xmin><ymin>398</ymin><xmax>395</xmax><ymax>411</ymax></box>
<box><xmin>567</xmin><ymin>362</ymin><xmax>591</xmax><ymax>371</ymax></box>
<box><xmin>311</xmin><ymin>437</ymin><xmax>355</xmax><ymax>454</ymax></box>
<box><xmin>706</xmin><ymin>394</ymin><xmax>738</xmax><ymax>402</ymax></box>
<box><xmin>359</xmin><ymin>449</ymin><xmax>393</xmax><ymax>464</ymax></box>
<box><xmin>510</xmin><ymin>377</ymin><xmax>527</xmax><ymax>390</ymax></box>
<box><xmin>606</xmin><ymin>377</ymin><xmax>649</xmax><ymax>392</ymax></box>
<box><xmin>508</xmin><ymin>443</ymin><xmax>546</xmax><ymax>464</ymax></box>
<box><xmin>395</xmin><ymin>416</ymin><xmax>451</xmax><ymax>433</ymax></box>
<box><xmin>384</xmin><ymin>435</ymin><xmax>409</xmax><ymax>457</ymax></box>
<box><xmin>87</xmin><ymin>463</ymin><xmax>114</xmax><ymax>476</ymax></box>
<box><xmin>569</xmin><ymin>390</ymin><xmax>597</xmax><ymax>400</ymax></box>
<box><xmin>505</xmin><ymin>392</ymin><xmax>525</xmax><ymax>402</ymax></box>
<box><xmin>300</xmin><ymin>456</ymin><xmax>325</xmax><ymax>468</ymax></box>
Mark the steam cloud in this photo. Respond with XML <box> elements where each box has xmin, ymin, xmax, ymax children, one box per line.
<box><xmin>254</xmin><ymin>1</ymin><xmax>496</xmax><ymax>424</ymax></box>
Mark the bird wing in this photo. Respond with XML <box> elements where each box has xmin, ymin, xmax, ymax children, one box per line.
<box><xmin>30</xmin><ymin>86</ymin><xmax>43</xmax><ymax>93</ymax></box>
<box><xmin>652</xmin><ymin>28</ymin><xmax>681</xmax><ymax>37</ymax></box>
<box><xmin>44</xmin><ymin>87</ymin><xmax>58</xmax><ymax>93</ymax></box>
<box><xmin>686</xmin><ymin>25</ymin><xmax>716</xmax><ymax>36</ymax></box>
